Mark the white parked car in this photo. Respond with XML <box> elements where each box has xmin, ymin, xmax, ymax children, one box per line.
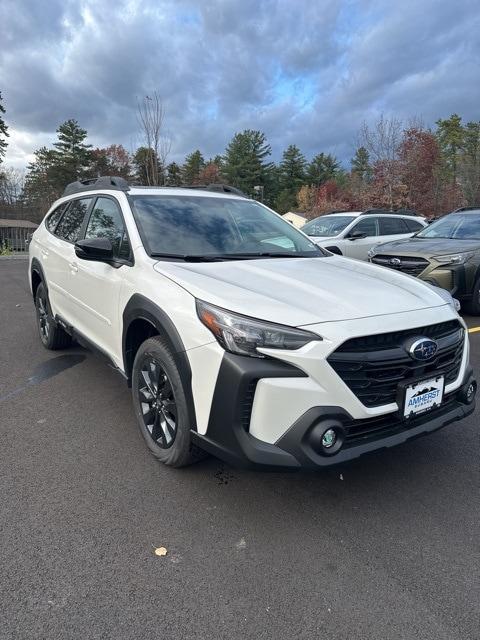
<box><xmin>28</xmin><ymin>178</ymin><xmax>475</xmax><ymax>470</ymax></box>
<box><xmin>303</xmin><ymin>210</ymin><xmax>427</xmax><ymax>260</ymax></box>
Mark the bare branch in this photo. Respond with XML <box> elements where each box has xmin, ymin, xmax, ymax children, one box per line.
<box><xmin>136</xmin><ymin>91</ymin><xmax>169</xmax><ymax>185</ymax></box>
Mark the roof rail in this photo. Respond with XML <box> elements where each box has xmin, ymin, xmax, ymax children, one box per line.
<box><xmin>183</xmin><ymin>183</ymin><xmax>248</xmax><ymax>197</ymax></box>
<box><xmin>453</xmin><ymin>206</ymin><xmax>480</xmax><ymax>212</ymax></box>
<box><xmin>360</xmin><ymin>208</ymin><xmax>418</xmax><ymax>217</ymax></box>
<box><xmin>63</xmin><ymin>176</ymin><xmax>130</xmax><ymax>197</ymax></box>
<box><xmin>359</xmin><ymin>208</ymin><xmax>391</xmax><ymax>215</ymax></box>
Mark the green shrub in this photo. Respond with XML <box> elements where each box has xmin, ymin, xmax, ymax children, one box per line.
<box><xmin>0</xmin><ymin>241</ymin><xmax>12</xmax><ymax>256</ymax></box>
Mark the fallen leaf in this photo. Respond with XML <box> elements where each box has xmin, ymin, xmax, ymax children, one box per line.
<box><xmin>154</xmin><ymin>547</ymin><xmax>167</xmax><ymax>556</ymax></box>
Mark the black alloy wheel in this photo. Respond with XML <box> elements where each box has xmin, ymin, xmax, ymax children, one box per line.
<box><xmin>138</xmin><ymin>356</ymin><xmax>178</xmax><ymax>448</ymax></box>
<box><xmin>36</xmin><ymin>289</ymin><xmax>50</xmax><ymax>344</ymax></box>
<box><xmin>34</xmin><ymin>282</ymin><xmax>72</xmax><ymax>350</ymax></box>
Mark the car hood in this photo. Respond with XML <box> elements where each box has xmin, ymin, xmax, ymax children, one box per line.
<box><xmin>373</xmin><ymin>237</ymin><xmax>480</xmax><ymax>256</ymax></box>
<box><xmin>308</xmin><ymin>236</ymin><xmax>338</xmax><ymax>244</ymax></box>
<box><xmin>153</xmin><ymin>256</ymin><xmax>448</xmax><ymax>326</ymax></box>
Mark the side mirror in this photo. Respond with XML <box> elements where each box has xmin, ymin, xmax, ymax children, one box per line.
<box><xmin>75</xmin><ymin>237</ymin><xmax>114</xmax><ymax>262</ymax></box>
<box><xmin>347</xmin><ymin>230</ymin><xmax>368</xmax><ymax>240</ymax></box>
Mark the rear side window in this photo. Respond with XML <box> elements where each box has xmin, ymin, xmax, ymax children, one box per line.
<box><xmin>404</xmin><ymin>218</ymin><xmax>424</xmax><ymax>232</ymax></box>
<box><xmin>85</xmin><ymin>197</ymin><xmax>130</xmax><ymax>259</ymax></box>
<box><xmin>55</xmin><ymin>198</ymin><xmax>92</xmax><ymax>243</ymax></box>
<box><xmin>45</xmin><ymin>202</ymin><xmax>69</xmax><ymax>233</ymax></box>
<box><xmin>378</xmin><ymin>217</ymin><xmax>409</xmax><ymax>235</ymax></box>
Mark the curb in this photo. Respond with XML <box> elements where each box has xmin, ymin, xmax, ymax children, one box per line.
<box><xmin>0</xmin><ymin>255</ymin><xmax>29</xmax><ymax>260</ymax></box>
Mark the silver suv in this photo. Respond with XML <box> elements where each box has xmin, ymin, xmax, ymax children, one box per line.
<box><xmin>303</xmin><ymin>210</ymin><xmax>427</xmax><ymax>260</ymax></box>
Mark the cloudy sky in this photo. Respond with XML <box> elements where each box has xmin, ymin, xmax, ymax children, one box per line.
<box><xmin>1</xmin><ymin>0</ymin><xmax>479</xmax><ymax>169</ymax></box>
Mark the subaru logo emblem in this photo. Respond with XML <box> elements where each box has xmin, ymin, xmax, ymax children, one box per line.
<box><xmin>407</xmin><ymin>338</ymin><xmax>438</xmax><ymax>361</ymax></box>
<box><xmin>389</xmin><ymin>257</ymin><xmax>401</xmax><ymax>266</ymax></box>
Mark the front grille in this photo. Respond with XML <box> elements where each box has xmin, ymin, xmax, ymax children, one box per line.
<box><xmin>343</xmin><ymin>394</ymin><xmax>458</xmax><ymax>447</ymax></box>
<box><xmin>371</xmin><ymin>254</ymin><xmax>429</xmax><ymax>276</ymax></box>
<box><xmin>328</xmin><ymin>321</ymin><xmax>464</xmax><ymax>408</ymax></box>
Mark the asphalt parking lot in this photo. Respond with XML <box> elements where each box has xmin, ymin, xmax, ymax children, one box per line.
<box><xmin>1</xmin><ymin>257</ymin><xmax>479</xmax><ymax>640</ymax></box>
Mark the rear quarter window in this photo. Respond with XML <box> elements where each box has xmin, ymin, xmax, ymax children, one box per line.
<box><xmin>378</xmin><ymin>217</ymin><xmax>409</xmax><ymax>235</ymax></box>
<box><xmin>45</xmin><ymin>202</ymin><xmax>69</xmax><ymax>233</ymax></box>
<box><xmin>404</xmin><ymin>219</ymin><xmax>424</xmax><ymax>232</ymax></box>
<box><xmin>54</xmin><ymin>198</ymin><xmax>92</xmax><ymax>243</ymax></box>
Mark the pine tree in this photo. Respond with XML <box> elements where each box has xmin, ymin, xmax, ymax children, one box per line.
<box><xmin>182</xmin><ymin>150</ymin><xmax>205</xmax><ymax>184</ymax></box>
<box><xmin>23</xmin><ymin>147</ymin><xmax>60</xmax><ymax>210</ymax></box>
<box><xmin>459</xmin><ymin>121</ymin><xmax>480</xmax><ymax>205</ymax></box>
<box><xmin>275</xmin><ymin>145</ymin><xmax>306</xmax><ymax>213</ymax></box>
<box><xmin>165</xmin><ymin>162</ymin><xmax>182</xmax><ymax>186</ymax></box>
<box><xmin>307</xmin><ymin>153</ymin><xmax>340</xmax><ymax>186</ymax></box>
<box><xmin>435</xmin><ymin>114</ymin><xmax>464</xmax><ymax>187</ymax></box>
<box><xmin>52</xmin><ymin>119</ymin><xmax>92</xmax><ymax>185</ymax></box>
<box><xmin>351</xmin><ymin>147</ymin><xmax>372</xmax><ymax>182</ymax></box>
<box><xmin>0</xmin><ymin>91</ymin><xmax>9</xmax><ymax>163</ymax></box>
<box><xmin>222</xmin><ymin>130</ymin><xmax>273</xmax><ymax>197</ymax></box>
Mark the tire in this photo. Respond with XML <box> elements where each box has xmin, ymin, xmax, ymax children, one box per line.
<box><xmin>35</xmin><ymin>282</ymin><xmax>72</xmax><ymax>350</ymax></box>
<box><xmin>131</xmin><ymin>336</ymin><xmax>205</xmax><ymax>467</ymax></box>
<box><xmin>464</xmin><ymin>278</ymin><xmax>480</xmax><ymax>315</ymax></box>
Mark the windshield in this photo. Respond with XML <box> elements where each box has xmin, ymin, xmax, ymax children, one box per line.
<box><xmin>416</xmin><ymin>213</ymin><xmax>480</xmax><ymax>240</ymax></box>
<box><xmin>302</xmin><ymin>215</ymin><xmax>355</xmax><ymax>237</ymax></box>
<box><xmin>130</xmin><ymin>195</ymin><xmax>325</xmax><ymax>259</ymax></box>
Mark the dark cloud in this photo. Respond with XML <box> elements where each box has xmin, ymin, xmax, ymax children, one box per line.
<box><xmin>1</xmin><ymin>0</ymin><xmax>479</xmax><ymax>168</ymax></box>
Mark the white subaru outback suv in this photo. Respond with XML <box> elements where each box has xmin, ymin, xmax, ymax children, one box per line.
<box><xmin>29</xmin><ymin>177</ymin><xmax>476</xmax><ymax>470</ymax></box>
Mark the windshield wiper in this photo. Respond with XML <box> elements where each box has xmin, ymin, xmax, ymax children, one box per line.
<box><xmin>151</xmin><ymin>252</ymin><xmax>318</xmax><ymax>261</ymax></box>
<box><xmin>213</xmin><ymin>252</ymin><xmax>316</xmax><ymax>259</ymax></box>
<box><xmin>150</xmin><ymin>253</ymin><xmax>228</xmax><ymax>262</ymax></box>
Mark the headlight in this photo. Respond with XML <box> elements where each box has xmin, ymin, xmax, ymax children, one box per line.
<box><xmin>196</xmin><ymin>300</ymin><xmax>320</xmax><ymax>358</ymax></box>
<box><xmin>425</xmin><ymin>283</ymin><xmax>461</xmax><ymax>312</ymax></box>
<box><xmin>433</xmin><ymin>252</ymin><xmax>474</xmax><ymax>265</ymax></box>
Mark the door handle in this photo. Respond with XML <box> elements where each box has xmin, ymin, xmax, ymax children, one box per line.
<box><xmin>68</xmin><ymin>262</ymin><xmax>78</xmax><ymax>273</ymax></box>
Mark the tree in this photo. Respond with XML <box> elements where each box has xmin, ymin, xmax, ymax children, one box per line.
<box><xmin>351</xmin><ymin>147</ymin><xmax>371</xmax><ymax>182</ymax></box>
<box><xmin>296</xmin><ymin>185</ymin><xmax>316</xmax><ymax>213</ymax></box>
<box><xmin>436</xmin><ymin>114</ymin><xmax>464</xmax><ymax>189</ymax></box>
<box><xmin>0</xmin><ymin>167</ymin><xmax>24</xmax><ymax>206</ymax></box>
<box><xmin>51</xmin><ymin>119</ymin><xmax>92</xmax><ymax>186</ymax></box>
<box><xmin>23</xmin><ymin>147</ymin><xmax>60</xmax><ymax>215</ymax></box>
<box><xmin>305</xmin><ymin>180</ymin><xmax>351</xmax><ymax>217</ymax></box>
<box><xmin>136</xmin><ymin>92</ymin><xmax>170</xmax><ymax>185</ymax></box>
<box><xmin>133</xmin><ymin>146</ymin><xmax>162</xmax><ymax>185</ymax></box>
<box><xmin>398</xmin><ymin>128</ymin><xmax>442</xmax><ymax>217</ymax></box>
<box><xmin>459</xmin><ymin>121</ymin><xmax>480</xmax><ymax>206</ymax></box>
<box><xmin>222</xmin><ymin>130</ymin><xmax>273</xmax><ymax>197</ymax></box>
<box><xmin>91</xmin><ymin>144</ymin><xmax>133</xmax><ymax>179</ymax></box>
<box><xmin>275</xmin><ymin>145</ymin><xmax>306</xmax><ymax>212</ymax></box>
<box><xmin>358</xmin><ymin>115</ymin><xmax>403</xmax><ymax>209</ymax></box>
<box><xmin>165</xmin><ymin>162</ymin><xmax>182</xmax><ymax>186</ymax></box>
<box><xmin>182</xmin><ymin>150</ymin><xmax>205</xmax><ymax>185</ymax></box>
<box><xmin>0</xmin><ymin>91</ymin><xmax>8</xmax><ymax>163</ymax></box>
<box><xmin>198</xmin><ymin>161</ymin><xmax>222</xmax><ymax>185</ymax></box>
<box><xmin>307</xmin><ymin>152</ymin><xmax>340</xmax><ymax>186</ymax></box>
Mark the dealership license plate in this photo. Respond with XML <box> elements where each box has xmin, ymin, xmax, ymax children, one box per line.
<box><xmin>403</xmin><ymin>376</ymin><xmax>444</xmax><ymax>418</ymax></box>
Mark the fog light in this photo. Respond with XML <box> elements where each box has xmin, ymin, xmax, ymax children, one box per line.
<box><xmin>322</xmin><ymin>428</ymin><xmax>337</xmax><ymax>449</ymax></box>
<box><xmin>466</xmin><ymin>381</ymin><xmax>477</xmax><ymax>404</ymax></box>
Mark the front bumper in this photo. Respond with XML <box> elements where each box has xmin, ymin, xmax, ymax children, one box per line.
<box><xmin>370</xmin><ymin>256</ymin><xmax>472</xmax><ymax>300</ymax></box>
<box><xmin>191</xmin><ymin>350</ymin><xmax>476</xmax><ymax>470</ymax></box>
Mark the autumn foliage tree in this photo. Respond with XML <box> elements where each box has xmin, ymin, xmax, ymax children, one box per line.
<box><xmin>398</xmin><ymin>128</ymin><xmax>443</xmax><ymax>217</ymax></box>
<box><xmin>91</xmin><ymin>144</ymin><xmax>133</xmax><ymax>180</ymax></box>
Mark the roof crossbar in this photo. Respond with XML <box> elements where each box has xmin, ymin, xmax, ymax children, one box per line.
<box><xmin>63</xmin><ymin>176</ymin><xmax>130</xmax><ymax>197</ymax></box>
